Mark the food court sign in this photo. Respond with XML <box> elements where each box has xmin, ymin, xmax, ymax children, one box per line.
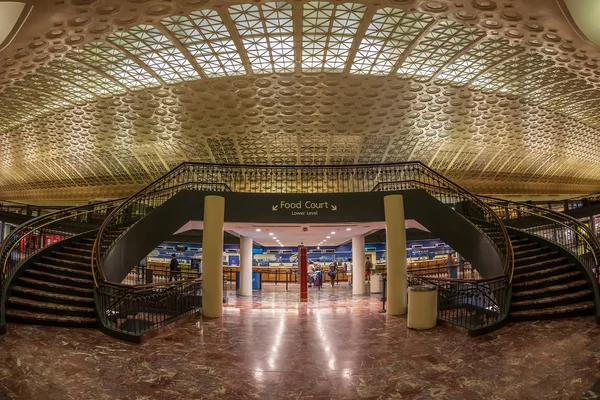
<box><xmin>271</xmin><ymin>200</ymin><xmax>338</xmax><ymax>216</ymax></box>
<box><xmin>222</xmin><ymin>192</ymin><xmax>387</xmax><ymax>223</ymax></box>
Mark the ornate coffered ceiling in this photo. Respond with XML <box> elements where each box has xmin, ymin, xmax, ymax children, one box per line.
<box><xmin>1</xmin><ymin>0</ymin><xmax>600</xmax><ymax>200</ymax></box>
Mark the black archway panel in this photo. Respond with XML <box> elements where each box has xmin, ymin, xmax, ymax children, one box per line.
<box><xmin>103</xmin><ymin>190</ymin><xmax>504</xmax><ymax>282</ymax></box>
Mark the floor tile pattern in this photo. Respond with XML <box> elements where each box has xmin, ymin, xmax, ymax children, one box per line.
<box><xmin>0</xmin><ymin>284</ymin><xmax>598</xmax><ymax>399</ymax></box>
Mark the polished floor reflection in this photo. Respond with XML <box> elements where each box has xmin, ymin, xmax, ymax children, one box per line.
<box><xmin>0</xmin><ymin>284</ymin><xmax>598</xmax><ymax>399</ymax></box>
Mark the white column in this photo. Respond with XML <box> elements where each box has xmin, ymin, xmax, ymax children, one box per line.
<box><xmin>352</xmin><ymin>235</ymin><xmax>365</xmax><ymax>295</ymax></box>
<box><xmin>202</xmin><ymin>195</ymin><xmax>225</xmax><ymax>318</ymax></box>
<box><xmin>384</xmin><ymin>194</ymin><xmax>407</xmax><ymax>316</ymax></box>
<box><xmin>240</xmin><ymin>236</ymin><xmax>253</xmax><ymax>296</ymax></box>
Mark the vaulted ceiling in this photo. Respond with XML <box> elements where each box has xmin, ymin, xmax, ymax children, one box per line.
<box><xmin>1</xmin><ymin>0</ymin><xmax>600</xmax><ymax>200</ymax></box>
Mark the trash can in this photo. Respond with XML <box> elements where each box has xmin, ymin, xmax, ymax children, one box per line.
<box><xmin>407</xmin><ymin>285</ymin><xmax>438</xmax><ymax>330</ymax></box>
<box><xmin>370</xmin><ymin>273</ymin><xmax>382</xmax><ymax>293</ymax></box>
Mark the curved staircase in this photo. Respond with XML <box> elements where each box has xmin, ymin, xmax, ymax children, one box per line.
<box><xmin>509</xmin><ymin>234</ymin><xmax>594</xmax><ymax>320</ymax></box>
<box><xmin>6</xmin><ymin>237</ymin><xmax>96</xmax><ymax>327</ymax></box>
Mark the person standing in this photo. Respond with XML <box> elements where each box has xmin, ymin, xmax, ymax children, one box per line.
<box><xmin>138</xmin><ymin>257</ymin><xmax>147</xmax><ymax>282</ymax></box>
<box><xmin>447</xmin><ymin>253</ymin><xmax>457</xmax><ymax>279</ymax></box>
<box><xmin>365</xmin><ymin>256</ymin><xmax>373</xmax><ymax>283</ymax></box>
<box><xmin>328</xmin><ymin>260</ymin><xmax>337</xmax><ymax>287</ymax></box>
<box><xmin>169</xmin><ymin>253</ymin><xmax>179</xmax><ymax>281</ymax></box>
<box><xmin>346</xmin><ymin>258</ymin><xmax>352</xmax><ymax>288</ymax></box>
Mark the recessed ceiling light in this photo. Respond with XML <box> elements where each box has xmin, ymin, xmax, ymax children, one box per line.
<box><xmin>323</xmin><ymin>240</ymin><xmax>327</xmax><ymax>242</ymax></box>
<box><xmin>346</xmin><ymin>228</ymin><xmax>351</xmax><ymax>231</ymax></box>
<box><xmin>273</xmin><ymin>237</ymin><xmax>277</xmax><ymax>239</ymax></box>
<box><xmin>269</xmin><ymin>233</ymin><xmax>274</xmax><ymax>236</ymax></box>
<box><xmin>331</xmin><ymin>231</ymin><xmax>335</xmax><ymax>234</ymax></box>
<box><xmin>326</xmin><ymin>236</ymin><xmax>330</xmax><ymax>239</ymax></box>
<box><xmin>255</xmin><ymin>228</ymin><xmax>261</xmax><ymax>232</ymax></box>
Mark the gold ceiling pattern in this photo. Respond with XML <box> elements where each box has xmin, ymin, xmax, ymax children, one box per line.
<box><xmin>1</xmin><ymin>0</ymin><xmax>600</xmax><ymax>200</ymax></box>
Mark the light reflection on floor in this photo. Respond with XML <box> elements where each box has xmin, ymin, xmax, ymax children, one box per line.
<box><xmin>0</xmin><ymin>282</ymin><xmax>598</xmax><ymax>399</ymax></box>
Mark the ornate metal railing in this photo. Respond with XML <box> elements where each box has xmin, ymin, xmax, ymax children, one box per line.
<box><xmin>95</xmin><ymin>279</ymin><xmax>202</xmax><ymax>337</ymax></box>
<box><xmin>94</xmin><ymin>161</ymin><xmax>514</xmax><ymax>336</ymax></box>
<box><xmin>93</xmin><ymin>181</ymin><xmax>230</xmax><ymax>339</ymax></box>
<box><xmin>372</xmin><ymin>179</ymin><xmax>513</xmax><ymax>279</ymax></box>
<box><xmin>409</xmin><ymin>275</ymin><xmax>510</xmax><ymax>334</ymax></box>
<box><xmin>0</xmin><ymin>200</ymin><xmax>68</xmax><ymax>218</ymax></box>
<box><xmin>0</xmin><ymin>198</ymin><xmax>123</xmax><ymax>327</ymax></box>
<box><xmin>482</xmin><ymin>197</ymin><xmax>600</xmax><ymax>286</ymax></box>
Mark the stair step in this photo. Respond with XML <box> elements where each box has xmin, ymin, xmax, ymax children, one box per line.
<box><xmin>513</xmin><ymin>247</ymin><xmax>544</xmax><ymax>257</ymax></box>
<box><xmin>512</xmin><ymin>271</ymin><xmax>581</xmax><ymax>289</ymax></box>
<box><xmin>52</xmin><ymin>251</ymin><xmax>91</xmax><ymax>260</ymax></box>
<box><xmin>511</xmin><ymin>238</ymin><xmax>530</xmax><ymax>245</ymax></box>
<box><xmin>513</xmin><ymin>280</ymin><xmax>589</xmax><ymax>298</ymax></box>
<box><xmin>512</xmin><ymin>242</ymin><xmax>538</xmax><ymax>251</ymax></box>
<box><xmin>33</xmin><ymin>262</ymin><xmax>92</xmax><ymax>278</ymax></box>
<box><xmin>73</xmin><ymin>242</ymin><xmax>93</xmax><ymax>249</ymax></box>
<box><xmin>515</xmin><ymin>257</ymin><xmax>567</xmax><ymax>271</ymax></box>
<box><xmin>510</xmin><ymin>301</ymin><xmax>594</xmax><ymax>318</ymax></box>
<box><xmin>512</xmin><ymin>290</ymin><xmax>592</xmax><ymax>308</ymax></box>
<box><xmin>62</xmin><ymin>246</ymin><xmax>92</xmax><ymax>254</ymax></box>
<box><xmin>513</xmin><ymin>264</ymin><xmax>573</xmax><ymax>281</ymax></box>
<box><xmin>41</xmin><ymin>257</ymin><xmax>90</xmax><ymax>269</ymax></box>
<box><xmin>6</xmin><ymin>309</ymin><xmax>96</xmax><ymax>326</ymax></box>
<box><xmin>514</xmin><ymin>251</ymin><xmax>559</xmax><ymax>264</ymax></box>
<box><xmin>24</xmin><ymin>269</ymin><xmax>93</xmax><ymax>287</ymax></box>
<box><xmin>8</xmin><ymin>297</ymin><xmax>95</xmax><ymax>314</ymax></box>
<box><xmin>82</xmin><ymin>238</ymin><xmax>96</xmax><ymax>243</ymax></box>
<box><xmin>18</xmin><ymin>277</ymin><xmax>93</xmax><ymax>295</ymax></box>
<box><xmin>11</xmin><ymin>286</ymin><xmax>94</xmax><ymax>304</ymax></box>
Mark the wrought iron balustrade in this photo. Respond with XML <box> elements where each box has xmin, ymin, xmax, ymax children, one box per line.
<box><xmin>93</xmin><ymin>161</ymin><xmax>514</xmax><ymax>337</ymax></box>
<box><xmin>482</xmin><ymin>196</ymin><xmax>600</xmax><ymax>287</ymax></box>
<box><xmin>408</xmin><ymin>275</ymin><xmax>510</xmax><ymax>334</ymax></box>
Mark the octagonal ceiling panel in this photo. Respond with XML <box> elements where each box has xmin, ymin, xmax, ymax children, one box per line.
<box><xmin>1</xmin><ymin>0</ymin><xmax>600</xmax><ymax>200</ymax></box>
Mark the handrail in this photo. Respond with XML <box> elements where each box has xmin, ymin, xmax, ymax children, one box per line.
<box><xmin>481</xmin><ymin>195</ymin><xmax>600</xmax><ymax>286</ymax></box>
<box><xmin>0</xmin><ymin>198</ymin><xmax>123</xmax><ymax>281</ymax></box>
<box><xmin>373</xmin><ymin>178</ymin><xmax>514</xmax><ymax>279</ymax></box>
<box><xmin>0</xmin><ymin>197</ymin><xmax>125</xmax><ymax>328</ymax></box>
<box><xmin>509</xmin><ymin>204</ymin><xmax>598</xmax><ymax>265</ymax></box>
<box><xmin>93</xmin><ymin>181</ymin><xmax>231</xmax><ymax>282</ymax></box>
<box><xmin>94</xmin><ymin>161</ymin><xmax>512</xmax><ymax>284</ymax></box>
<box><xmin>91</xmin><ymin>161</ymin><xmax>514</xmax><ymax>337</ymax></box>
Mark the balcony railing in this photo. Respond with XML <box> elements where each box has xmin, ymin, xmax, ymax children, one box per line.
<box><xmin>94</xmin><ymin>162</ymin><xmax>514</xmax><ymax>337</ymax></box>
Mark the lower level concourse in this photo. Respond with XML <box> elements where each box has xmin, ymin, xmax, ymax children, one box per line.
<box><xmin>0</xmin><ymin>283</ymin><xmax>598</xmax><ymax>399</ymax></box>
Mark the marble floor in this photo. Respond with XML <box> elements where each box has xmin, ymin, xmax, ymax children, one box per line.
<box><xmin>0</xmin><ymin>284</ymin><xmax>598</xmax><ymax>399</ymax></box>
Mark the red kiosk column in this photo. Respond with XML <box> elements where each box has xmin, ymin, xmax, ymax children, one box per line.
<box><xmin>299</xmin><ymin>245</ymin><xmax>308</xmax><ymax>302</ymax></box>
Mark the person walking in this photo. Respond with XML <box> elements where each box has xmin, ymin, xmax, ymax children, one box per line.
<box><xmin>169</xmin><ymin>253</ymin><xmax>179</xmax><ymax>282</ymax></box>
